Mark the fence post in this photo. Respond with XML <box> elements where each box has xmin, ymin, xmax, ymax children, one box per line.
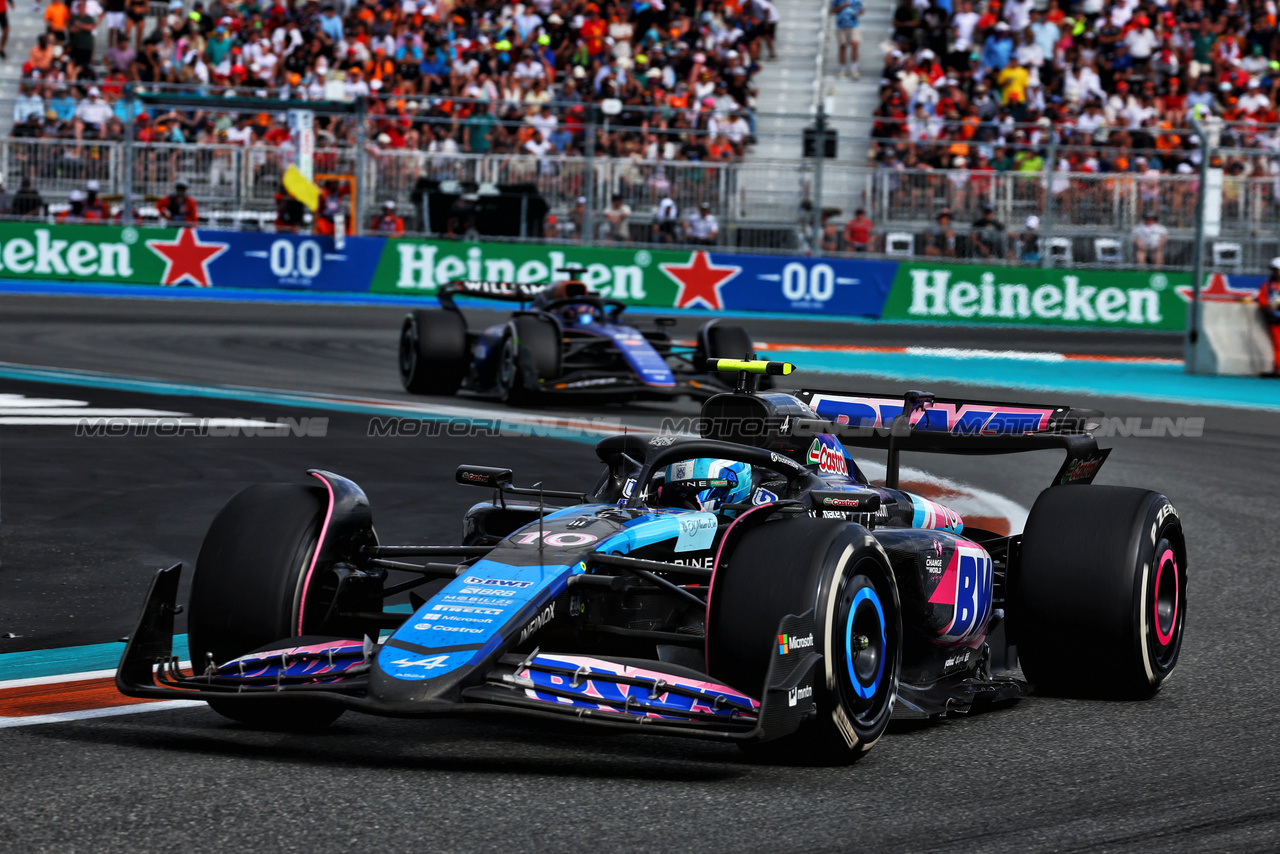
<box><xmin>583</xmin><ymin>112</ymin><xmax>596</xmax><ymax>244</ymax></box>
<box><xmin>811</xmin><ymin>101</ymin><xmax>825</xmax><ymax>253</ymax></box>
<box><xmin>122</xmin><ymin>85</ymin><xmax>135</xmax><ymax>223</ymax></box>
<box><xmin>352</xmin><ymin>96</ymin><xmax>368</xmax><ymax>237</ymax></box>
<box><xmin>1187</xmin><ymin>116</ymin><xmax>1210</xmax><ymax>360</ymax></box>
<box><xmin>1040</xmin><ymin>140</ymin><xmax>1057</xmax><ymax>267</ymax></box>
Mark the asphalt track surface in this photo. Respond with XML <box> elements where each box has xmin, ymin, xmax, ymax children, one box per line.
<box><xmin>0</xmin><ymin>294</ymin><xmax>1276</xmax><ymax>853</ymax></box>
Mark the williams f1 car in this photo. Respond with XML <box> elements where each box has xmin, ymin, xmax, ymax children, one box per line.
<box><xmin>118</xmin><ymin>360</ymin><xmax>1187</xmax><ymax>764</ymax></box>
<box><xmin>397</xmin><ymin>277</ymin><xmax>761</xmax><ymax>403</ymax></box>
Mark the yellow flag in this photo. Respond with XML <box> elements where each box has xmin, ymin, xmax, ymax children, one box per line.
<box><xmin>283</xmin><ymin>165</ymin><xmax>321</xmax><ymax>212</ymax></box>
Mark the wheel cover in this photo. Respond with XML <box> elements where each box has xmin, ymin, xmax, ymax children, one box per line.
<box><xmin>846</xmin><ymin>586</ymin><xmax>887</xmax><ymax>700</ymax></box>
<box><xmin>498</xmin><ymin>335</ymin><xmax>518</xmax><ymax>393</ymax></box>
<box><xmin>1146</xmin><ymin>536</ymin><xmax>1184</xmax><ymax>674</ymax></box>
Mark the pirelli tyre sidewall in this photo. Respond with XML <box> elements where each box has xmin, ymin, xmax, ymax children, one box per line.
<box><xmin>814</xmin><ymin>529</ymin><xmax>902</xmax><ymax>752</ymax></box>
<box><xmin>1015</xmin><ymin>485</ymin><xmax>1187</xmax><ymax>699</ymax></box>
<box><xmin>709</xmin><ymin>516</ymin><xmax>901</xmax><ymax>759</ymax></box>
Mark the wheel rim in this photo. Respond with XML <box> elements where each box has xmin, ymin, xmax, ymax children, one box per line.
<box><xmin>833</xmin><ymin>561</ymin><xmax>896</xmax><ymax>731</ymax></box>
<box><xmin>498</xmin><ymin>335</ymin><xmax>518</xmax><ymax>395</ymax></box>
<box><xmin>1148</xmin><ymin>536</ymin><xmax>1183</xmax><ymax>672</ymax></box>
<box><xmin>846</xmin><ymin>587</ymin><xmax>886</xmax><ymax>699</ymax></box>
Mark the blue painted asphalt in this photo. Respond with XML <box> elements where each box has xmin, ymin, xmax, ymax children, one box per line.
<box><xmin>770</xmin><ymin>348</ymin><xmax>1280</xmax><ymax>410</ymax></box>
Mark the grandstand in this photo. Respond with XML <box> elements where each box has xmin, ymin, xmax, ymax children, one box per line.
<box><xmin>0</xmin><ymin>0</ymin><xmax>1275</xmax><ymax>268</ymax></box>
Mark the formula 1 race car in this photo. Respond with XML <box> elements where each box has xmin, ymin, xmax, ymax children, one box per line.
<box><xmin>118</xmin><ymin>360</ymin><xmax>1187</xmax><ymax>764</ymax></box>
<box><xmin>397</xmin><ymin>277</ymin><xmax>760</xmax><ymax>403</ymax></box>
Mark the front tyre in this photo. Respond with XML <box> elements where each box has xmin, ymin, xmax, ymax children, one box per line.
<box><xmin>188</xmin><ymin>483</ymin><xmax>357</xmax><ymax>728</ymax></box>
<box><xmin>708</xmin><ymin>517</ymin><xmax>901</xmax><ymax>764</ymax></box>
<box><xmin>1013</xmin><ymin>485</ymin><xmax>1187</xmax><ymax>699</ymax></box>
<box><xmin>497</xmin><ymin>315</ymin><xmax>561</xmax><ymax>404</ymax></box>
<box><xmin>399</xmin><ymin>309</ymin><xmax>467</xmax><ymax>395</ymax></box>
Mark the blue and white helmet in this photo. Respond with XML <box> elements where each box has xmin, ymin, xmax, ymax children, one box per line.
<box><xmin>661</xmin><ymin>458</ymin><xmax>752</xmax><ymax>512</ymax></box>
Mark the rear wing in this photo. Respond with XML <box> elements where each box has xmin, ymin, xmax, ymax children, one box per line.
<box><xmin>437</xmin><ymin>280</ymin><xmax>550</xmax><ymax>310</ymax></box>
<box><xmin>793</xmin><ymin>389</ymin><xmax>1109</xmax><ymax>489</ymax></box>
<box><xmin>437</xmin><ymin>279</ymin><xmax>597</xmax><ymax>310</ymax></box>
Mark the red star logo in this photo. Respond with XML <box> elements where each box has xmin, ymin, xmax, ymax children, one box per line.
<box><xmin>660</xmin><ymin>251</ymin><xmax>740</xmax><ymax>311</ymax></box>
<box><xmin>146</xmin><ymin>229</ymin><xmax>229</xmax><ymax>287</ymax></box>
<box><xmin>1175</xmin><ymin>272</ymin><xmax>1257</xmax><ymax>303</ymax></box>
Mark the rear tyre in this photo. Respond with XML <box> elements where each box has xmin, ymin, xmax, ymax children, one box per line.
<box><xmin>400</xmin><ymin>309</ymin><xmax>468</xmax><ymax>395</ymax></box>
<box><xmin>1013</xmin><ymin>485</ymin><xmax>1187</xmax><ymax>699</ymax></box>
<box><xmin>497</xmin><ymin>315</ymin><xmax>562</xmax><ymax>404</ymax></box>
<box><xmin>708</xmin><ymin>517</ymin><xmax>901</xmax><ymax>765</ymax></box>
<box><xmin>188</xmin><ymin>483</ymin><xmax>372</xmax><ymax>729</ymax></box>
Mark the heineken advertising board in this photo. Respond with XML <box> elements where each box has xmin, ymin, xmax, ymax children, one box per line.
<box><xmin>880</xmin><ymin>263</ymin><xmax>1190</xmax><ymax>331</ymax></box>
<box><xmin>0</xmin><ymin>223</ymin><xmax>1198</xmax><ymax>331</ymax></box>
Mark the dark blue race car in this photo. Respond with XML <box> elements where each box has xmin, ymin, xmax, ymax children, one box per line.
<box><xmin>398</xmin><ymin>277</ymin><xmax>761</xmax><ymax>403</ymax></box>
<box><xmin>118</xmin><ymin>360</ymin><xmax>1187</xmax><ymax>764</ymax></box>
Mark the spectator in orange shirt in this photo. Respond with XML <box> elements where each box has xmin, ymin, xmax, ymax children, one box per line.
<box><xmin>26</xmin><ymin>33</ymin><xmax>55</xmax><ymax>72</ymax></box>
<box><xmin>44</xmin><ymin>0</ymin><xmax>71</xmax><ymax>41</ymax></box>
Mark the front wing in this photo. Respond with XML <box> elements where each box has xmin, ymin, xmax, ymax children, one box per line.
<box><xmin>116</xmin><ymin>564</ymin><xmax>820</xmax><ymax>742</ymax></box>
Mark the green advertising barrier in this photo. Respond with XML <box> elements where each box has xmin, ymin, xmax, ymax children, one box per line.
<box><xmin>370</xmin><ymin>238</ymin><xmax>683</xmax><ymax>306</ymax></box>
<box><xmin>0</xmin><ymin>222</ymin><xmax>170</xmax><ymax>283</ymax></box>
<box><xmin>881</xmin><ymin>263</ymin><xmax>1189</xmax><ymax>331</ymax></box>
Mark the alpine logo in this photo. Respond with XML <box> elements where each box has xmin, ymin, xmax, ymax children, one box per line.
<box><xmin>806</xmin><ymin>438</ymin><xmax>850</xmax><ymax>476</ymax></box>
<box><xmin>778</xmin><ymin>633</ymin><xmax>814</xmax><ymax>655</ymax></box>
<box><xmin>463</xmin><ymin>576</ymin><xmax>534</xmax><ymax>588</ymax></box>
<box><xmin>518</xmin><ymin>602</ymin><xmax>556</xmax><ymax>643</ymax></box>
<box><xmin>788</xmin><ymin>684</ymin><xmax>814</xmax><ymax>707</ymax></box>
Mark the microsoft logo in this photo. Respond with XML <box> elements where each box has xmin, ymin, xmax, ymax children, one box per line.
<box><xmin>777</xmin><ymin>632</ymin><xmax>815</xmax><ymax>655</ymax></box>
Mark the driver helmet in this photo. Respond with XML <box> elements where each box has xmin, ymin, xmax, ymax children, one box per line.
<box><xmin>661</xmin><ymin>458</ymin><xmax>752</xmax><ymax>512</ymax></box>
<box><xmin>561</xmin><ymin>303</ymin><xmax>596</xmax><ymax>326</ymax></box>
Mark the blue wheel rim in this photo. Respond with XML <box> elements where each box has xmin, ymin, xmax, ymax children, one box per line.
<box><xmin>846</xmin><ymin>586</ymin><xmax>886</xmax><ymax>700</ymax></box>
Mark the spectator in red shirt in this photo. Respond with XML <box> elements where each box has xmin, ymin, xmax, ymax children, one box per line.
<box><xmin>157</xmin><ymin>181</ymin><xmax>198</xmax><ymax>224</ymax></box>
<box><xmin>1259</xmin><ymin>258</ymin><xmax>1280</xmax><ymax>373</ymax></box>
<box><xmin>843</xmin><ymin>208</ymin><xmax>874</xmax><ymax>251</ymax></box>
<box><xmin>370</xmin><ymin>199</ymin><xmax>404</xmax><ymax>234</ymax></box>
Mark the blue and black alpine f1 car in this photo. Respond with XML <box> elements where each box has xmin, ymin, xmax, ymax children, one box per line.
<box><xmin>397</xmin><ymin>277</ymin><xmax>760</xmax><ymax>402</ymax></box>
<box><xmin>118</xmin><ymin>360</ymin><xmax>1187</xmax><ymax>764</ymax></box>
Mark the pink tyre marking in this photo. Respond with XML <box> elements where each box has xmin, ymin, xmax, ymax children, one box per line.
<box><xmin>1154</xmin><ymin>548</ymin><xmax>1179</xmax><ymax>646</ymax></box>
<box><xmin>297</xmin><ymin>473</ymin><xmax>337</xmax><ymax>635</ymax></box>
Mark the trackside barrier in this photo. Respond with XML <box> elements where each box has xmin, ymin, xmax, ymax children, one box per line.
<box><xmin>1186</xmin><ymin>301</ymin><xmax>1276</xmax><ymax>376</ymax></box>
<box><xmin>6</xmin><ymin>222</ymin><xmax>1269</xmax><ymax>334</ymax></box>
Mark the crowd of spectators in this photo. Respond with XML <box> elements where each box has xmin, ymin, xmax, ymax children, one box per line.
<box><xmin>867</xmin><ymin>0</ymin><xmax>1280</xmax><ymax>184</ymax></box>
<box><xmin>11</xmin><ymin>0</ymin><xmax>780</xmax><ymax>166</ymax></box>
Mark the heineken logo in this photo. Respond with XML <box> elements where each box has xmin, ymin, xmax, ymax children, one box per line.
<box><xmin>0</xmin><ymin>228</ymin><xmax>134</xmax><ymax>278</ymax></box>
<box><xmin>904</xmin><ymin>269</ymin><xmax>1164</xmax><ymax>325</ymax></box>
<box><xmin>394</xmin><ymin>244</ymin><xmax>647</xmax><ymax>300</ymax></box>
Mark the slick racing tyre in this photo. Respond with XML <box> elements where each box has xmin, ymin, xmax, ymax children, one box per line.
<box><xmin>400</xmin><ymin>308</ymin><xmax>468</xmax><ymax>395</ymax></box>
<box><xmin>1013</xmin><ymin>485</ymin><xmax>1187</xmax><ymax>699</ymax></box>
<box><xmin>497</xmin><ymin>315</ymin><xmax>561</xmax><ymax>404</ymax></box>
<box><xmin>708</xmin><ymin>517</ymin><xmax>901</xmax><ymax>765</ymax></box>
<box><xmin>188</xmin><ymin>483</ymin><xmax>376</xmax><ymax>729</ymax></box>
